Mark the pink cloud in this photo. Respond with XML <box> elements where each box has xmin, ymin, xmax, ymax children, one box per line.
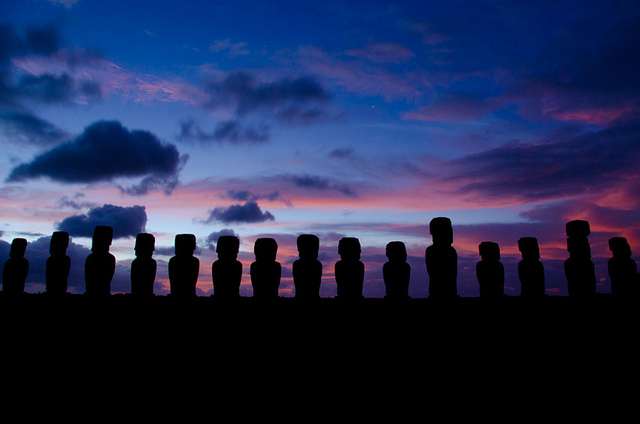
<box><xmin>12</xmin><ymin>51</ymin><xmax>202</xmax><ymax>104</ymax></box>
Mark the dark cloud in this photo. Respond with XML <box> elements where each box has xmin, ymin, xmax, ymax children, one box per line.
<box><xmin>203</xmin><ymin>201</ymin><xmax>275</xmax><ymax>224</ymax></box>
<box><xmin>328</xmin><ymin>148</ymin><xmax>355</xmax><ymax>159</ymax></box>
<box><xmin>58</xmin><ymin>193</ymin><xmax>98</xmax><ymax>210</ymax></box>
<box><xmin>444</xmin><ymin>119</ymin><xmax>640</xmax><ymax>202</ymax></box>
<box><xmin>223</xmin><ymin>189</ymin><xmax>284</xmax><ymax>203</ymax></box>
<box><xmin>0</xmin><ymin>111</ymin><xmax>70</xmax><ymax>145</ymax></box>
<box><xmin>57</xmin><ymin>204</ymin><xmax>147</xmax><ymax>239</ymax></box>
<box><xmin>284</xmin><ymin>174</ymin><xmax>358</xmax><ymax>198</ymax></box>
<box><xmin>202</xmin><ymin>71</ymin><xmax>331</xmax><ymax>124</ymax></box>
<box><xmin>205</xmin><ymin>229</ymin><xmax>238</xmax><ymax>250</ymax></box>
<box><xmin>0</xmin><ymin>23</ymin><xmax>60</xmax><ymax>65</ymax></box>
<box><xmin>178</xmin><ymin>119</ymin><xmax>269</xmax><ymax>144</ymax></box>
<box><xmin>14</xmin><ymin>73</ymin><xmax>102</xmax><ymax>105</ymax></box>
<box><xmin>0</xmin><ymin>23</ymin><xmax>103</xmax><ymax>145</ymax></box>
<box><xmin>7</xmin><ymin>120</ymin><xmax>186</xmax><ymax>194</ymax></box>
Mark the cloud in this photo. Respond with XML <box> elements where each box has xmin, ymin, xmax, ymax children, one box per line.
<box><xmin>283</xmin><ymin>174</ymin><xmax>358</xmax><ymax>198</ymax></box>
<box><xmin>403</xmin><ymin>92</ymin><xmax>502</xmax><ymax>122</ymax></box>
<box><xmin>0</xmin><ymin>23</ymin><xmax>60</xmax><ymax>65</ymax></box>
<box><xmin>205</xmin><ymin>229</ymin><xmax>239</xmax><ymax>250</ymax></box>
<box><xmin>209</xmin><ymin>39</ymin><xmax>249</xmax><ymax>58</ymax></box>
<box><xmin>7</xmin><ymin>120</ymin><xmax>186</xmax><ymax>194</ymax></box>
<box><xmin>345</xmin><ymin>42</ymin><xmax>415</xmax><ymax>64</ymax></box>
<box><xmin>0</xmin><ymin>110</ymin><xmax>70</xmax><ymax>145</ymax></box>
<box><xmin>202</xmin><ymin>201</ymin><xmax>275</xmax><ymax>224</ymax></box>
<box><xmin>223</xmin><ymin>189</ymin><xmax>285</xmax><ymax>204</ymax></box>
<box><xmin>56</xmin><ymin>204</ymin><xmax>147</xmax><ymax>239</ymax></box>
<box><xmin>178</xmin><ymin>119</ymin><xmax>269</xmax><ymax>144</ymax></box>
<box><xmin>202</xmin><ymin>71</ymin><xmax>331</xmax><ymax>123</ymax></box>
<box><xmin>442</xmin><ymin>118</ymin><xmax>640</xmax><ymax>203</ymax></box>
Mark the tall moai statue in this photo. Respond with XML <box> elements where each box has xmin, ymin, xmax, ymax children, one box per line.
<box><xmin>335</xmin><ymin>237</ymin><xmax>365</xmax><ymax>300</ymax></box>
<box><xmin>2</xmin><ymin>238</ymin><xmax>29</xmax><ymax>294</ymax></box>
<box><xmin>211</xmin><ymin>235</ymin><xmax>242</xmax><ymax>299</ymax></box>
<box><xmin>425</xmin><ymin>217</ymin><xmax>458</xmax><ymax>298</ymax></box>
<box><xmin>517</xmin><ymin>237</ymin><xmax>545</xmax><ymax>297</ymax></box>
<box><xmin>131</xmin><ymin>233</ymin><xmax>157</xmax><ymax>296</ymax></box>
<box><xmin>608</xmin><ymin>237</ymin><xmax>638</xmax><ymax>297</ymax></box>
<box><xmin>85</xmin><ymin>226</ymin><xmax>116</xmax><ymax>296</ymax></box>
<box><xmin>564</xmin><ymin>220</ymin><xmax>596</xmax><ymax>297</ymax></box>
<box><xmin>476</xmin><ymin>241</ymin><xmax>505</xmax><ymax>298</ymax></box>
<box><xmin>250</xmin><ymin>237</ymin><xmax>281</xmax><ymax>299</ymax></box>
<box><xmin>168</xmin><ymin>234</ymin><xmax>199</xmax><ymax>297</ymax></box>
<box><xmin>46</xmin><ymin>231</ymin><xmax>71</xmax><ymax>295</ymax></box>
<box><xmin>292</xmin><ymin>234</ymin><xmax>322</xmax><ymax>299</ymax></box>
<box><xmin>383</xmin><ymin>241</ymin><xmax>411</xmax><ymax>300</ymax></box>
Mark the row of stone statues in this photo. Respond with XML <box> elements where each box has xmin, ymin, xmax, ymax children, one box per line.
<box><xmin>1</xmin><ymin>218</ymin><xmax>638</xmax><ymax>299</ymax></box>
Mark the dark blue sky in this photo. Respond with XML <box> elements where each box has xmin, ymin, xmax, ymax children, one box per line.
<box><xmin>2</xmin><ymin>0</ymin><xmax>639</xmax><ymax>296</ymax></box>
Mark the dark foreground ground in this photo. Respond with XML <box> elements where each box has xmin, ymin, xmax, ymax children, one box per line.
<box><xmin>1</xmin><ymin>293</ymin><xmax>637</xmax><ymax>418</ymax></box>
<box><xmin>2</xmin><ymin>292</ymin><xmax>636</xmax><ymax>350</ymax></box>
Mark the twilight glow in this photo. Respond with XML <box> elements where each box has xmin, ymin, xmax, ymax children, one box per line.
<box><xmin>2</xmin><ymin>0</ymin><xmax>639</xmax><ymax>297</ymax></box>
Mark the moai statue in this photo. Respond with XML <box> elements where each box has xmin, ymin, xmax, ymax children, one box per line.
<box><xmin>131</xmin><ymin>233</ymin><xmax>157</xmax><ymax>296</ymax></box>
<box><xmin>168</xmin><ymin>234</ymin><xmax>199</xmax><ymax>297</ymax></box>
<box><xmin>335</xmin><ymin>237</ymin><xmax>365</xmax><ymax>300</ymax></box>
<box><xmin>85</xmin><ymin>226</ymin><xmax>115</xmax><ymax>296</ymax></box>
<box><xmin>2</xmin><ymin>238</ymin><xmax>29</xmax><ymax>294</ymax></box>
<box><xmin>250</xmin><ymin>237</ymin><xmax>281</xmax><ymax>299</ymax></box>
<box><xmin>608</xmin><ymin>237</ymin><xmax>638</xmax><ymax>297</ymax></box>
<box><xmin>476</xmin><ymin>241</ymin><xmax>504</xmax><ymax>298</ymax></box>
<box><xmin>383</xmin><ymin>241</ymin><xmax>411</xmax><ymax>300</ymax></box>
<box><xmin>564</xmin><ymin>220</ymin><xmax>596</xmax><ymax>297</ymax></box>
<box><xmin>425</xmin><ymin>217</ymin><xmax>458</xmax><ymax>298</ymax></box>
<box><xmin>292</xmin><ymin>234</ymin><xmax>322</xmax><ymax>299</ymax></box>
<box><xmin>517</xmin><ymin>237</ymin><xmax>545</xmax><ymax>297</ymax></box>
<box><xmin>211</xmin><ymin>235</ymin><xmax>242</xmax><ymax>299</ymax></box>
<box><xmin>46</xmin><ymin>231</ymin><xmax>71</xmax><ymax>295</ymax></box>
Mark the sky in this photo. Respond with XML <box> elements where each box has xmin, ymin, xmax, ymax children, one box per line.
<box><xmin>1</xmin><ymin>0</ymin><xmax>639</xmax><ymax>297</ymax></box>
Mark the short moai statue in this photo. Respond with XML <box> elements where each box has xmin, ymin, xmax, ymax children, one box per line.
<box><xmin>131</xmin><ymin>233</ymin><xmax>157</xmax><ymax>296</ymax></box>
<box><xmin>608</xmin><ymin>237</ymin><xmax>638</xmax><ymax>297</ymax></box>
<box><xmin>383</xmin><ymin>241</ymin><xmax>411</xmax><ymax>300</ymax></box>
<box><xmin>564</xmin><ymin>220</ymin><xmax>596</xmax><ymax>297</ymax></box>
<box><xmin>46</xmin><ymin>231</ymin><xmax>71</xmax><ymax>295</ymax></box>
<box><xmin>211</xmin><ymin>235</ymin><xmax>242</xmax><ymax>299</ymax></box>
<box><xmin>335</xmin><ymin>237</ymin><xmax>365</xmax><ymax>300</ymax></box>
<box><xmin>425</xmin><ymin>217</ymin><xmax>458</xmax><ymax>298</ymax></box>
<box><xmin>517</xmin><ymin>237</ymin><xmax>546</xmax><ymax>297</ymax></box>
<box><xmin>2</xmin><ymin>238</ymin><xmax>29</xmax><ymax>294</ymax></box>
<box><xmin>85</xmin><ymin>226</ymin><xmax>116</xmax><ymax>296</ymax></box>
<box><xmin>292</xmin><ymin>234</ymin><xmax>322</xmax><ymax>299</ymax></box>
<box><xmin>168</xmin><ymin>234</ymin><xmax>199</xmax><ymax>297</ymax></box>
<box><xmin>476</xmin><ymin>241</ymin><xmax>505</xmax><ymax>298</ymax></box>
<box><xmin>250</xmin><ymin>237</ymin><xmax>281</xmax><ymax>299</ymax></box>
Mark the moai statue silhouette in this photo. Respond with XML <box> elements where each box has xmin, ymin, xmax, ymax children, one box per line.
<box><xmin>46</xmin><ymin>231</ymin><xmax>71</xmax><ymax>295</ymax></box>
<box><xmin>250</xmin><ymin>237</ymin><xmax>281</xmax><ymax>299</ymax></box>
<box><xmin>383</xmin><ymin>241</ymin><xmax>411</xmax><ymax>300</ymax></box>
<box><xmin>211</xmin><ymin>235</ymin><xmax>242</xmax><ymax>299</ymax></box>
<box><xmin>85</xmin><ymin>226</ymin><xmax>115</xmax><ymax>296</ymax></box>
<box><xmin>517</xmin><ymin>237</ymin><xmax>545</xmax><ymax>297</ymax></box>
<box><xmin>476</xmin><ymin>241</ymin><xmax>505</xmax><ymax>298</ymax></box>
<box><xmin>425</xmin><ymin>217</ymin><xmax>458</xmax><ymax>298</ymax></box>
<box><xmin>335</xmin><ymin>237</ymin><xmax>365</xmax><ymax>300</ymax></box>
<box><xmin>292</xmin><ymin>234</ymin><xmax>322</xmax><ymax>299</ymax></box>
<box><xmin>608</xmin><ymin>237</ymin><xmax>638</xmax><ymax>297</ymax></box>
<box><xmin>131</xmin><ymin>233</ymin><xmax>157</xmax><ymax>296</ymax></box>
<box><xmin>168</xmin><ymin>234</ymin><xmax>199</xmax><ymax>297</ymax></box>
<box><xmin>2</xmin><ymin>238</ymin><xmax>29</xmax><ymax>294</ymax></box>
<box><xmin>564</xmin><ymin>220</ymin><xmax>596</xmax><ymax>297</ymax></box>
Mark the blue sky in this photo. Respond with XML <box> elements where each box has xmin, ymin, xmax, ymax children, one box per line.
<box><xmin>2</xmin><ymin>0</ymin><xmax>640</xmax><ymax>297</ymax></box>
